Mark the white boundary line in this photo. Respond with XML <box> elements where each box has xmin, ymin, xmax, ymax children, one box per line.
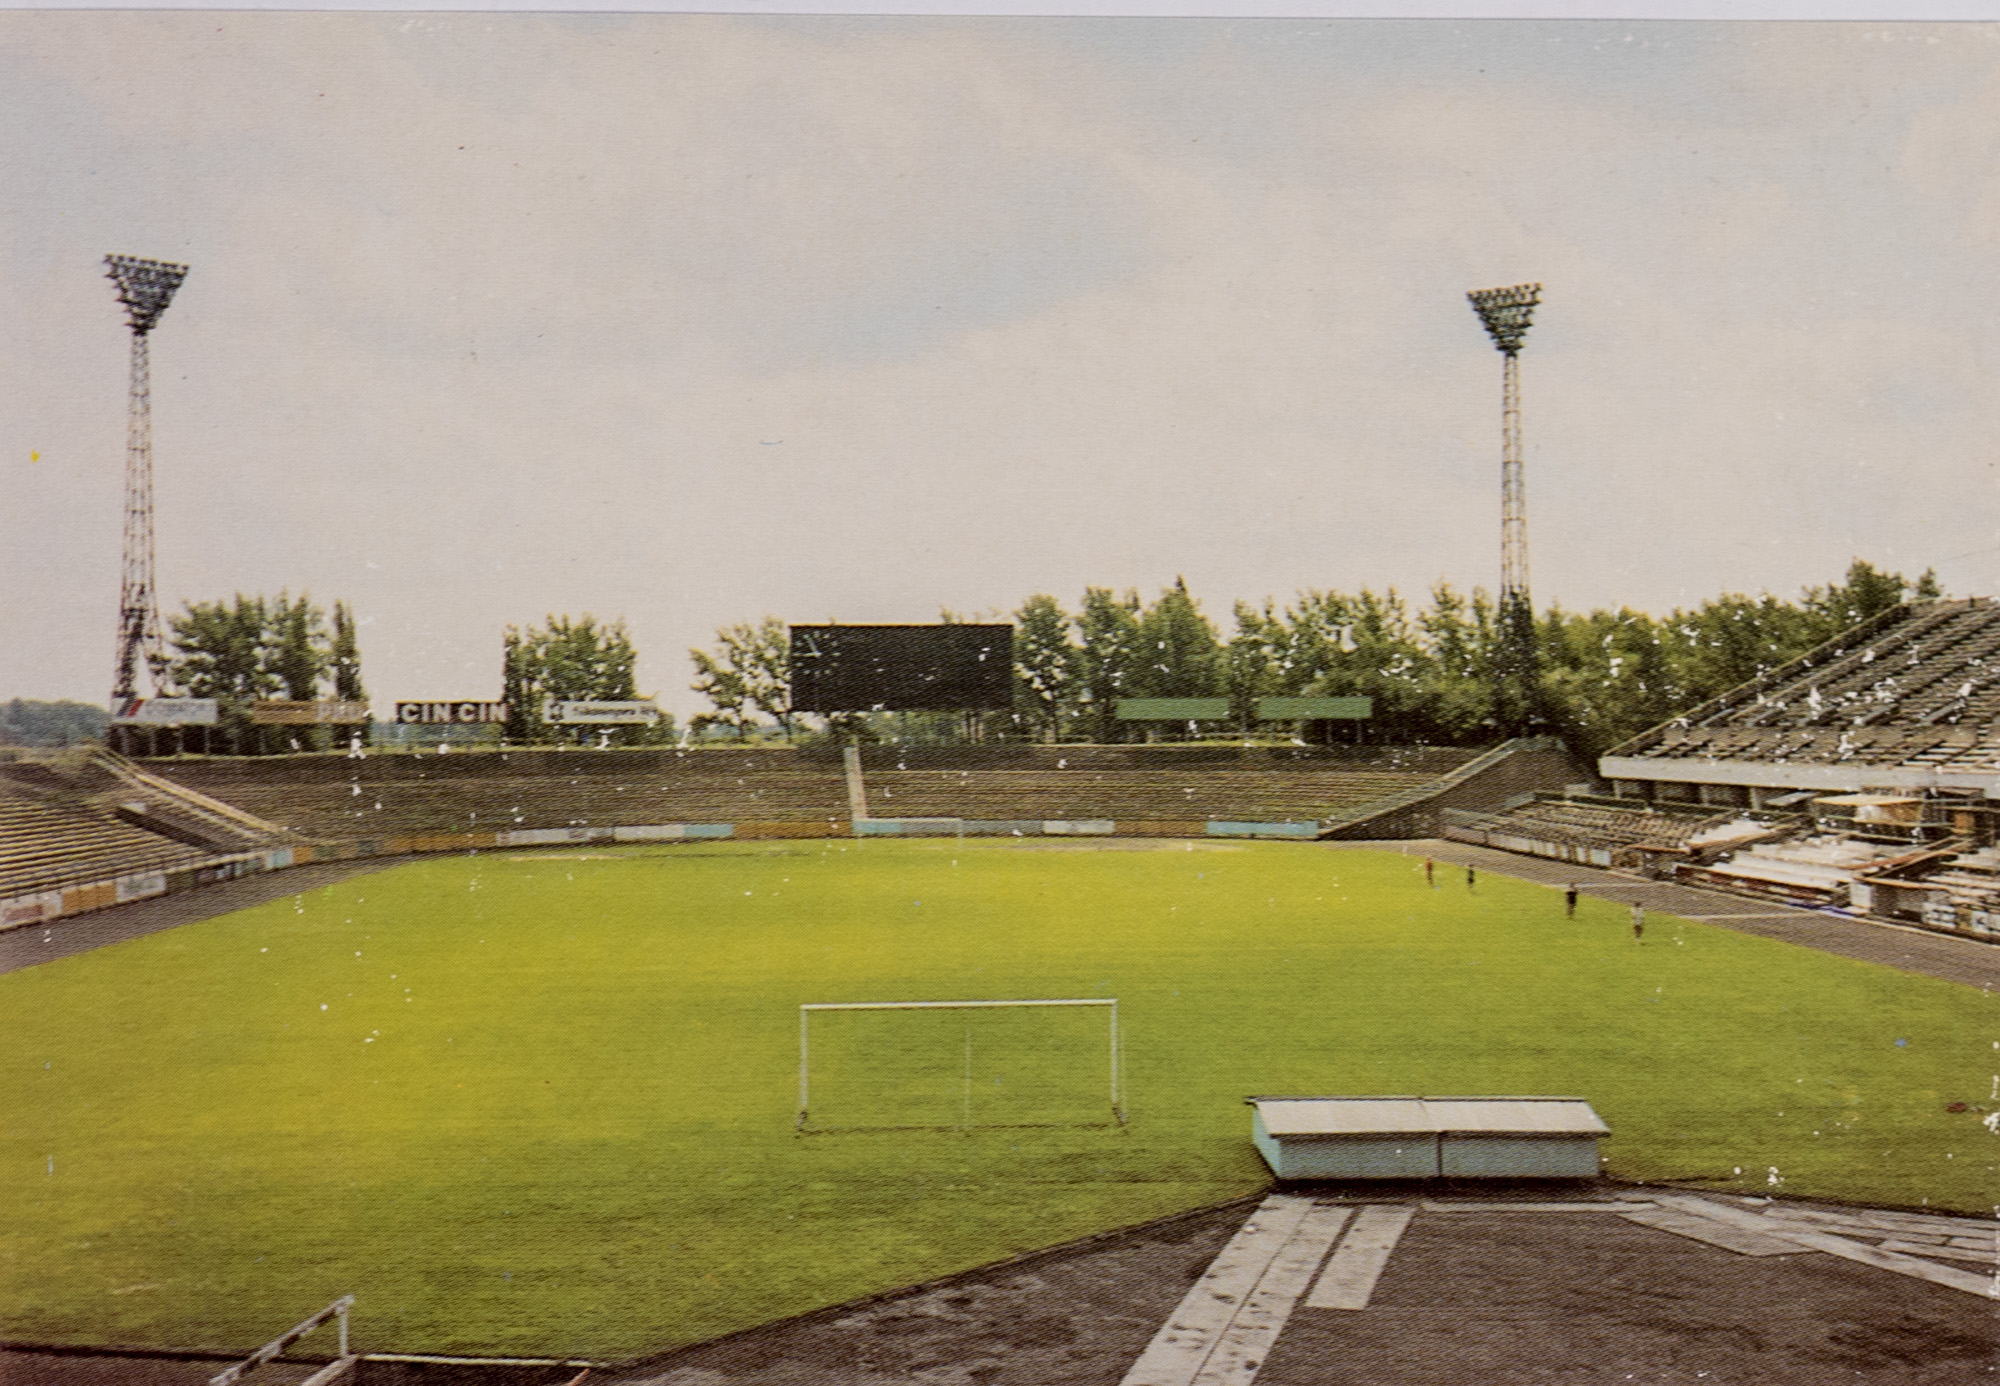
<box><xmin>1119</xmin><ymin>1195</ymin><xmax>1315</xmax><ymax>1386</ymax></box>
<box><xmin>1193</xmin><ymin>1204</ymin><xmax>1352</xmax><ymax>1385</ymax></box>
<box><xmin>1305</xmin><ymin>1205</ymin><xmax>1414</xmax><ymax>1310</ymax></box>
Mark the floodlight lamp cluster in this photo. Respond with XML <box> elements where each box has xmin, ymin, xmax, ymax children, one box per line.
<box><xmin>105</xmin><ymin>254</ymin><xmax>189</xmax><ymax>335</ymax></box>
<box><xmin>1467</xmin><ymin>282</ymin><xmax>1541</xmax><ymax>356</ymax></box>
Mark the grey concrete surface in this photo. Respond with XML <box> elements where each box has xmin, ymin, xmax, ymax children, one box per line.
<box><xmin>1337</xmin><ymin>838</ymin><xmax>2000</xmax><ymax>991</ymax></box>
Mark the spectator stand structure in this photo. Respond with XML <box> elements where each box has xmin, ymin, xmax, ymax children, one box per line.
<box><xmin>1446</xmin><ymin>597</ymin><xmax>2000</xmax><ymax>942</ymax></box>
<box><xmin>2</xmin><ymin>729</ymin><xmax>1585</xmax><ymax>932</ymax></box>
<box><xmin>1602</xmin><ymin>597</ymin><xmax>2000</xmax><ymax>815</ymax></box>
<box><xmin>0</xmin><ymin>749</ymin><xmax>295</xmax><ymax>929</ymax></box>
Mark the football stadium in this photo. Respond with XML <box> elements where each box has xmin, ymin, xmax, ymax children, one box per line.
<box><xmin>6</xmin><ymin>617</ymin><xmax>1999</xmax><ymax>1381</ymax></box>
<box><xmin>6</xmin><ymin>17</ymin><xmax>2000</xmax><ymax>1386</ymax></box>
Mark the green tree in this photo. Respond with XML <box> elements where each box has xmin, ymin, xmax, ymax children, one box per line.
<box><xmin>1266</xmin><ymin>589</ymin><xmax>1348</xmax><ymax>700</ymax></box>
<box><xmin>166</xmin><ymin>595</ymin><xmax>276</xmax><ymax>753</ymax></box>
<box><xmin>1075</xmin><ymin>586</ymin><xmax>1144</xmax><ymax>742</ymax></box>
<box><xmin>0</xmin><ymin>699</ymin><xmax>110</xmax><ymax>748</ymax></box>
<box><xmin>264</xmin><ymin>592</ymin><xmax>327</xmax><ymax>701</ymax></box>
<box><xmin>1343</xmin><ymin>588</ymin><xmax>1431</xmax><ymax>742</ymax></box>
<box><xmin>502</xmin><ymin>626</ymin><xmax>540</xmax><ymax>744</ymax></box>
<box><xmin>1276</xmin><ymin>587</ymin><xmax>1431</xmax><ymax>742</ymax></box>
<box><xmin>689</xmin><ymin>618</ymin><xmax>792</xmax><ymax>741</ymax></box>
<box><xmin>1660</xmin><ymin>592</ymin><xmax>1816</xmax><ymax>707</ymax></box>
<box><xmin>1225</xmin><ymin>601</ymin><xmax>1281</xmax><ymax>732</ymax></box>
<box><xmin>1539</xmin><ymin>606</ymin><xmax>1678</xmax><ymax>757</ymax></box>
<box><xmin>1131</xmin><ymin>577</ymin><xmax>1224</xmax><ymax>704</ymax></box>
<box><xmin>1012</xmin><ymin>594</ymin><xmax>1078</xmax><ymax>742</ymax></box>
<box><xmin>1417</xmin><ymin>583</ymin><xmax>1493</xmax><ymax>743</ymax></box>
<box><xmin>504</xmin><ymin>614</ymin><xmax>648</xmax><ymax>745</ymax></box>
<box><xmin>262</xmin><ymin>593</ymin><xmax>331</xmax><ymax>751</ymax></box>
<box><xmin>330</xmin><ymin>601</ymin><xmax>366</xmax><ymax>702</ymax></box>
<box><xmin>164</xmin><ymin>592</ymin><xmax>367</xmax><ymax>753</ymax></box>
<box><xmin>1491</xmin><ymin>590</ymin><xmax>1544</xmax><ymax>736</ymax></box>
<box><xmin>1802</xmin><ymin>559</ymin><xmax>1942</xmax><ymax>639</ymax></box>
<box><xmin>326</xmin><ymin>600</ymin><xmax>370</xmax><ymax>750</ymax></box>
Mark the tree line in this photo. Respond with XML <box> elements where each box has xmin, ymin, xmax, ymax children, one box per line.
<box><xmin>503</xmin><ymin>614</ymin><xmax>677</xmax><ymax>746</ymax></box>
<box><xmin>24</xmin><ymin>558</ymin><xmax>1931</xmax><ymax>759</ymax></box>
<box><xmin>687</xmin><ymin>560</ymin><xmax>1941</xmax><ymax>757</ymax></box>
<box><xmin>157</xmin><ymin>604</ymin><xmax>679</xmax><ymax>751</ymax></box>
<box><xmin>0</xmin><ymin>699</ymin><xmax>109</xmax><ymax>749</ymax></box>
<box><xmin>153</xmin><ymin>593</ymin><xmax>366</xmax><ymax>754</ymax></box>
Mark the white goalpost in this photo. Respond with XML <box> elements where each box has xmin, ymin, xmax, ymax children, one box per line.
<box><xmin>796</xmin><ymin>998</ymin><xmax>1124</xmax><ymax>1132</ymax></box>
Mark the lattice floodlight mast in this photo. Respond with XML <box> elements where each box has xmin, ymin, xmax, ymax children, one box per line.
<box><xmin>105</xmin><ymin>254</ymin><xmax>189</xmax><ymax>708</ymax></box>
<box><xmin>1468</xmin><ymin>282</ymin><xmax>1543</xmax><ymax>730</ymax></box>
<box><xmin>1466</xmin><ymin>282</ymin><xmax>1540</xmax><ymax>608</ymax></box>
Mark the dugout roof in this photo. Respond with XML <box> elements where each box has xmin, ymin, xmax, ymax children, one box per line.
<box><xmin>1247</xmin><ymin>1096</ymin><xmax>1609</xmax><ymax>1138</ymax></box>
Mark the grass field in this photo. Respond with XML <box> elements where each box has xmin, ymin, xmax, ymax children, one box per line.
<box><xmin>3</xmin><ymin>838</ymin><xmax>1995</xmax><ymax>1358</ymax></box>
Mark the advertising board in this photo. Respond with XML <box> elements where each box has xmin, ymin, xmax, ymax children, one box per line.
<box><xmin>394</xmin><ymin>701</ymin><xmax>509</xmax><ymax>725</ymax></box>
<box><xmin>249</xmin><ymin>700</ymin><xmax>372</xmax><ymax>725</ymax></box>
<box><xmin>1113</xmin><ymin>698</ymin><xmax>1230</xmax><ymax>721</ymax></box>
<box><xmin>548</xmin><ymin>700</ymin><xmax>659</xmax><ymax>725</ymax></box>
<box><xmin>110</xmin><ymin>697</ymin><xmax>220</xmax><ymax>725</ymax></box>
<box><xmin>1255</xmin><ymin>696</ymin><xmax>1373</xmax><ymax>721</ymax></box>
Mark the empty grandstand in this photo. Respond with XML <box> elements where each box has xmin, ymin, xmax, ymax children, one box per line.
<box><xmin>1446</xmin><ymin>789</ymin><xmax>1997</xmax><ymax>923</ymax></box>
<box><xmin>0</xmin><ymin>751</ymin><xmax>295</xmax><ymax>924</ymax></box>
<box><xmin>0</xmin><ymin>786</ymin><xmax>210</xmax><ymax>900</ymax></box>
<box><xmin>1602</xmin><ymin>597</ymin><xmax>2000</xmax><ymax>815</ymax></box>
<box><xmin>1866</xmin><ymin>843</ymin><xmax>2000</xmax><ymax>935</ymax></box>
<box><xmin>155</xmin><ymin>747</ymin><xmax>853</xmax><ymax>841</ymax></box>
<box><xmin>0</xmin><ymin>739</ymin><xmax>1582</xmax><ymax>931</ymax></box>
<box><xmin>141</xmin><ymin>743</ymin><xmax>1495</xmax><ymax>839</ymax></box>
<box><xmin>1434</xmin><ymin>600</ymin><xmax>2000</xmax><ymax>941</ymax></box>
<box><xmin>1441</xmin><ymin>794</ymin><xmax>1750</xmax><ymax>869</ymax></box>
<box><xmin>850</xmin><ymin>744</ymin><xmax>1474</xmax><ymax>826</ymax></box>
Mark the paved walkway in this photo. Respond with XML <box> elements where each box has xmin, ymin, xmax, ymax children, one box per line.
<box><xmin>592</xmin><ymin>1185</ymin><xmax>1997</xmax><ymax>1386</ymax></box>
<box><xmin>1332</xmin><ymin>839</ymin><xmax>2000</xmax><ymax>992</ymax></box>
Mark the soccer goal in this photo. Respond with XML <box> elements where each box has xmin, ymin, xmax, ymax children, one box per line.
<box><xmin>797</xmin><ymin>999</ymin><xmax>1124</xmax><ymax>1133</ymax></box>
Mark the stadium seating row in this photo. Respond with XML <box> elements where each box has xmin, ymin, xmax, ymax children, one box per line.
<box><xmin>0</xmin><ymin>743</ymin><xmax>1508</xmax><ymax>927</ymax></box>
<box><xmin>1447</xmin><ymin>797</ymin><xmax>1725</xmax><ymax>853</ymax></box>
<box><xmin>0</xmin><ymin>788</ymin><xmax>212</xmax><ymax>898</ymax></box>
<box><xmin>1618</xmin><ymin>600</ymin><xmax>2000</xmax><ymax>774</ymax></box>
<box><xmin>861</xmin><ymin>768</ymin><xmax>1438</xmax><ymax>824</ymax></box>
<box><xmin>1459</xmin><ymin>791</ymin><xmax>2000</xmax><ymax>942</ymax></box>
<box><xmin>146</xmin><ymin>753</ymin><xmax>1448</xmax><ymax>840</ymax></box>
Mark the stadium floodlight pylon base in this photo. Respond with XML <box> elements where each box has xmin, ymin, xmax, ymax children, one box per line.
<box><xmin>797</xmin><ymin>998</ymin><xmax>1125</xmax><ymax>1134</ymax></box>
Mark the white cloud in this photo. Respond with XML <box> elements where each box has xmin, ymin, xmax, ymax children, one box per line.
<box><xmin>3</xmin><ymin>16</ymin><xmax>1997</xmax><ymax>714</ymax></box>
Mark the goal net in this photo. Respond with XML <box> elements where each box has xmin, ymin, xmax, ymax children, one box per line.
<box><xmin>797</xmin><ymin>999</ymin><xmax>1124</xmax><ymax>1132</ymax></box>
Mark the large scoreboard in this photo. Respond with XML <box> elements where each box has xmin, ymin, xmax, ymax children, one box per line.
<box><xmin>789</xmin><ymin>624</ymin><xmax>1013</xmax><ymax>713</ymax></box>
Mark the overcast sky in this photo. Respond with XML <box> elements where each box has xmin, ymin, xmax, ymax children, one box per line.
<box><xmin>3</xmin><ymin>15</ymin><xmax>1998</xmax><ymax>717</ymax></box>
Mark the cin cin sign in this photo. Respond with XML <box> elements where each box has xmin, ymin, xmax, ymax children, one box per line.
<box><xmin>394</xmin><ymin>701</ymin><xmax>509</xmax><ymax>725</ymax></box>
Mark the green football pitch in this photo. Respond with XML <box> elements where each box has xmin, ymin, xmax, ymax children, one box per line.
<box><xmin>3</xmin><ymin>839</ymin><xmax>1995</xmax><ymax>1358</ymax></box>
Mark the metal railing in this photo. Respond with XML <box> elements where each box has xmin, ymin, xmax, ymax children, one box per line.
<box><xmin>1318</xmin><ymin>736</ymin><xmax>1564</xmax><ymax>833</ymax></box>
<box><xmin>210</xmin><ymin>1295</ymin><xmax>353</xmax><ymax>1386</ymax></box>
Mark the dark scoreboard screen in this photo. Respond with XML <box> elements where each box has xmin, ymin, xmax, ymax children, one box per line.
<box><xmin>789</xmin><ymin>624</ymin><xmax>1014</xmax><ymax>712</ymax></box>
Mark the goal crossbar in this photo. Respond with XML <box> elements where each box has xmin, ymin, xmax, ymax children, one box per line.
<box><xmin>797</xmin><ymin>998</ymin><xmax>1122</xmax><ymax>1131</ymax></box>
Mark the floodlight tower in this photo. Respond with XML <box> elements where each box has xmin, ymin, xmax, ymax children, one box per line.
<box><xmin>104</xmin><ymin>254</ymin><xmax>189</xmax><ymax>718</ymax></box>
<box><xmin>1467</xmin><ymin>281</ymin><xmax>1542</xmax><ymax>731</ymax></box>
